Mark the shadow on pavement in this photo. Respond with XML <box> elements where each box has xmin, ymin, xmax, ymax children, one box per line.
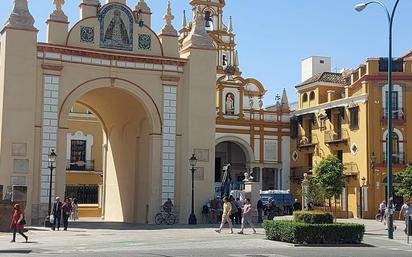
<box><xmin>30</xmin><ymin>222</ymin><xmax>263</xmax><ymax>231</ymax></box>
<box><xmin>294</xmin><ymin>243</ymin><xmax>375</xmax><ymax>248</ymax></box>
<box><xmin>0</xmin><ymin>249</ymin><xmax>32</xmax><ymax>254</ymax></box>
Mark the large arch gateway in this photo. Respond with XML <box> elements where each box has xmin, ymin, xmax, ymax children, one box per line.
<box><xmin>0</xmin><ymin>0</ymin><xmax>217</xmax><ymax>224</ymax></box>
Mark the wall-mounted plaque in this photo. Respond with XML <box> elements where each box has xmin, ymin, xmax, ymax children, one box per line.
<box><xmin>194</xmin><ymin>167</ymin><xmax>205</xmax><ymax>181</ymax></box>
<box><xmin>194</xmin><ymin>149</ymin><xmax>209</xmax><ymax>162</ymax></box>
<box><xmin>12</xmin><ymin>143</ymin><xmax>27</xmax><ymax>157</ymax></box>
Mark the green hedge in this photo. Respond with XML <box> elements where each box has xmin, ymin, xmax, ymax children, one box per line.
<box><xmin>263</xmin><ymin>220</ymin><xmax>365</xmax><ymax>244</ymax></box>
<box><xmin>293</xmin><ymin>211</ymin><xmax>333</xmax><ymax>224</ymax></box>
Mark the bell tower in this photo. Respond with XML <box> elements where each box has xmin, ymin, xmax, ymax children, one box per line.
<box><xmin>189</xmin><ymin>0</ymin><xmax>225</xmax><ymax>31</ymax></box>
<box><xmin>183</xmin><ymin>0</ymin><xmax>238</xmax><ymax>77</ymax></box>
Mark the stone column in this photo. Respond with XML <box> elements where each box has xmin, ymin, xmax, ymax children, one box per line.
<box><xmin>161</xmin><ymin>85</ymin><xmax>177</xmax><ymax>203</ymax></box>
<box><xmin>39</xmin><ymin>75</ymin><xmax>60</xmax><ymax>206</ymax></box>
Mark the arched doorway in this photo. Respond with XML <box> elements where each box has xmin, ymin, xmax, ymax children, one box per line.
<box><xmin>57</xmin><ymin>79</ymin><xmax>162</xmax><ymax>223</ymax></box>
<box><xmin>215</xmin><ymin>138</ymin><xmax>255</xmax><ymax>197</ymax></box>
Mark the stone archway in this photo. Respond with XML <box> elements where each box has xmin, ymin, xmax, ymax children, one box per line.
<box><xmin>215</xmin><ymin>137</ymin><xmax>255</xmax><ymax>191</ymax></box>
<box><xmin>56</xmin><ymin>78</ymin><xmax>163</xmax><ymax>223</ymax></box>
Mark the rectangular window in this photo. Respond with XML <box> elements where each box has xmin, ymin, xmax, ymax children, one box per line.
<box><xmin>70</xmin><ymin>140</ymin><xmax>86</xmax><ymax>162</ymax></box>
<box><xmin>349</xmin><ymin>107</ymin><xmax>359</xmax><ymax>130</ymax></box>
<box><xmin>385</xmin><ymin>91</ymin><xmax>399</xmax><ymax>112</ymax></box>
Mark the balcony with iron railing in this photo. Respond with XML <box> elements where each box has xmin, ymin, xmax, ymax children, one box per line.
<box><xmin>343</xmin><ymin>162</ymin><xmax>359</xmax><ymax>176</ymax></box>
<box><xmin>297</xmin><ymin>135</ymin><xmax>318</xmax><ymax>149</ymax></box>
<box><xmin>290</xmin><ymin>167</ymin><xmax>312</xmax><ymax>182</ymax></box>
<box><xmin>324</xmin><ymin>129</ymin><xmax>348</xmax><ymax>145</ymax></box>
<box><xmin>382</xmin><ymin>108</ymin><xmax>405</xmax><ymax>121</ymax></box>
<box><xmin>66</xmin><ymin>160</ymin><xmax>95</xmax><ymax>171</ymax></box>
<box><xmin>383</xmin><ymin>152</ymin><xmax>405</xmax><ymax>165</ymax></box>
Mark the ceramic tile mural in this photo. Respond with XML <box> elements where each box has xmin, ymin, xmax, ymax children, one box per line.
<box><xmin>80</xmin><ymin>26</ymin><xmax>94</xmax><ymax>43</ymax></box>
<box><xmin>99</xmin><ymin>4</ymin><xmax>134</xmax><ymax>51</ymax></box>
<box><xmin>138</xmin><ymin>34</ymin><xmax>151</xmax><ymax>50</ymax></box>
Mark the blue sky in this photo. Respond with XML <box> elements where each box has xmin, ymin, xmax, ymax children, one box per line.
<box><xmin>1</xmin><ymin>0</ymin><xmax>412</xmax><ymax>104</ymax></box>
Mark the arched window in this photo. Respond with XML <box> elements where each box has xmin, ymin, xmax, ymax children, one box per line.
<box><xmin>302</xmin><ymin>93</ymin><xmax>308</xmax><ymax>103</ymax></box>
<box><xmin>309</xmin><ymin>91</ymin><xmax>315</xmax><ymax>101</ymax></box>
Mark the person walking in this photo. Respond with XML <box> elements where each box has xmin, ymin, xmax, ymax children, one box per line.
<box><xmin>378</xmin><ymin>200</ymin><xmax>386</xmax><ymax>222</ymax></box>
<box><xmin>229</xmin><ymin>195</ymin><xmax>239</xmax><ymax>224</ymax></box>
<box><xmin>257</xmin><ymin>199</ymin><xmax>264</xmax><ymax>223</ymax></box>
<box><xmin>9</xmin><ymin>204</ymin><xmax>28</xmax><ymax>243</ymax></box>
<box><xmin>235</xmin><ymin>198</ymin><xmax>242</xmax><ymax>225</ymax></box>
<box><xmin>62</xmin><ymin>197</ymin><xmax>72</xmax><ymax>231</ymax></box>
<box><xmin>399</xmin><ymin>199</ymin><xmax>412</xmax><ymax>234</ymax></box>
<box><xmin>71</xmin><ymin>198</ymin><xmax>78</xmax><ymax>221</ymax></box>
<box><xmin>52</xmin><ymin>197</ymin><xmax>62</xmax><ymax>231</ymax></box>
<box><xmin>215</xmin><ymin>197</ymin><xmax>233</xmax><ymax>234</ymax></box>
<box><xmin>238</xmin><ymin>199</ymin><xmax>256</xmax><ymax>234</ymax></box>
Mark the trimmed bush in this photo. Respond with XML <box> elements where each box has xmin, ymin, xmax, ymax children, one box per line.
<box><xmin>293</xmin><ymin>211</ymin><xmax>334</xmax><ymax>224</ymax></box>
<box><xmin>263</xmin><ymin>220</ymin><xmax>365</xmax><ymax>244</ymax></box>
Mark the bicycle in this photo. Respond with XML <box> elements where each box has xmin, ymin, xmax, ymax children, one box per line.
<box><xmin>155</xmin><ymin>209</ymin><xmax>176</xmax><ymax>225</ymax></box>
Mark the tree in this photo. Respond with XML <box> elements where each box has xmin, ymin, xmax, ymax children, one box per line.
<box><xmin>314</xmin><ymin>155</ymin><xmax>346</xmax><ymax>212</ymax></box>
<box><xmin>395</xmin><ymin>165</ymin><xmax>412</xmax><ymax>200</ymax></box>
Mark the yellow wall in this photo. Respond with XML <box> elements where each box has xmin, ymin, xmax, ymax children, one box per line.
<box><xmin>291</xmin><ymin>57</ymin><xmax>412</xmax><ymax>219</ymax></box>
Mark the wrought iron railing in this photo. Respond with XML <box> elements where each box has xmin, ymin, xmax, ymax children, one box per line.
<box><xmin>324</xmin><ymin>129</ymin><xmax>348</xmax><ymax>144</ymax></box>
<box><xmin>343</xmin><ymin>162</ymin><xmax>359</xmax><ymax>175</ymax></box>
<box><xmin>383</xmin><ymin>152</ymin><xmax>405</xmax><ymax>165</ymax></box>
<box><xmin>297</xmin><ymin>135</ymin><xmax>318</xmax><ymax>148</ymax></box>
<box><xmin>66</xmin><ymin>160</ymin><xmax>95</xmax><ymax>171</ymax></box>
<box><xmin>290</xmin><ymin>167</ymin><xmax>306</xmax><ymax>181</ymax></box>
<box><xmin>382</xmin><ymin>108</ymin><xmax>405</xmax><ymax>120</ymax></box>
<box><xmin>65</xmin><ymin>185</ymin><xmax>98</xmax><ymax>204</ymax></box>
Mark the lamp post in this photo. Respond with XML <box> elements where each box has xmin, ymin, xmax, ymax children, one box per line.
<box><xmin>360</xmin><ymin>176</ymin><xmax>366</xmax><ymax>219</ymax></box>
<box><xmin>188</xmin><ymin>154</ymin><xmax>197</xmax><ymax>225</ymax></box>
<box><xmin>355</xmin><ymin>0</ymin><xmax>400</xmax><ymax>239</ymax></box>
<box><xmin>44</xmin><ymin>149</ymin><xmax>57</xmax><ymax>227</ymax></box>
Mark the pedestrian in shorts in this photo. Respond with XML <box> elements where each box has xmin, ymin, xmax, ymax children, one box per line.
<box><xmin>238</xmin><ymin>198</ymin><xmax>256</xmax><ymax>234</ymax></box>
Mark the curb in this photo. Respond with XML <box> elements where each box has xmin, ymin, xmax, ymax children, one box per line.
<box><xmin>294</xmin><ymin>243</ymin><xmax>373</xmax><ymax>247</ymax></box>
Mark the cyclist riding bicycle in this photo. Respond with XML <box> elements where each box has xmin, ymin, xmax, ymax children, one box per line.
<box><xmin>163</xmin><ymin>198</ymin><xmax>174</xmax><ymax>213</ymax></box>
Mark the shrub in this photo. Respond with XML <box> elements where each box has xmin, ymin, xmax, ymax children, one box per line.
<box><xmin>293</xmin><ymin>211</ymin><xmax>333</xmax><ymax>224</ymax></box>
<box><xmin>263</xmin><ymin>220</ymin><xmax>365</xmax><ymax>244</ymax></box>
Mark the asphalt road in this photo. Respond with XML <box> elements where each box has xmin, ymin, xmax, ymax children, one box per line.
<box><xmin>0</xmin><ymin>219</ymin><xmax>411</xmax><ymax>257</ymax></box>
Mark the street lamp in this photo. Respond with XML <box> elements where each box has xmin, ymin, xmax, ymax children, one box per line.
<box><xmin>355</xmin><ymin>0</ymin><xmax>401</xmax><ymax>239</ymax></box>
<box><xmin>188</xmin><ymin>154</ymin><xmax>197</xmax><ymax>225</ymax></box>
<box><xmin>44</xmin><ymin>149</ymin><xmax>57</xmax><ymax>227</ymax></box>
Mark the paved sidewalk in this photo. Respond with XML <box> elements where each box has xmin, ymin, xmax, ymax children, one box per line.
<box><xmin>0</xmin><ymin>218</ymin><xmax>410</xmax><ymax>257</ymax></box>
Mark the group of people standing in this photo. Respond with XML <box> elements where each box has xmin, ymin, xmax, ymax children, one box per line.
<box><xmin>51</xmin><ymin>196</ymin><xmax>78</xmax><ymax>231</ymax></box>
<box><xmin>215</xmin><ymin>196</ymin><xmax>256</xmax><ymax>234</ymax></box>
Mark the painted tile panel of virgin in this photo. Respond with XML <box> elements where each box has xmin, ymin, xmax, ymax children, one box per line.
<box><xmin>99</xmin><ymin>4</ymin><xmax>134</xmax><ymax>51</ymax></box>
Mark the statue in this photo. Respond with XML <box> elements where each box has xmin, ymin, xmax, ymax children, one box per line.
<box><xmin>243</xmin><ymin>170</ymin><xmax>254</xmax><ymax>182</ymax></box>
<box><xmin>226</xmin><ymin>94</ymin><xmax>234</xmax><ymax>114</ymax></box>
<box><xmin>221</xmin><ymin>163</ymin><xmax>231</xmax><ymax>197</ymax></box>
<box><xmin>53</xmin><ymin>0</ymin><xmax>64</xmax><ymax>12</ymax></box>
